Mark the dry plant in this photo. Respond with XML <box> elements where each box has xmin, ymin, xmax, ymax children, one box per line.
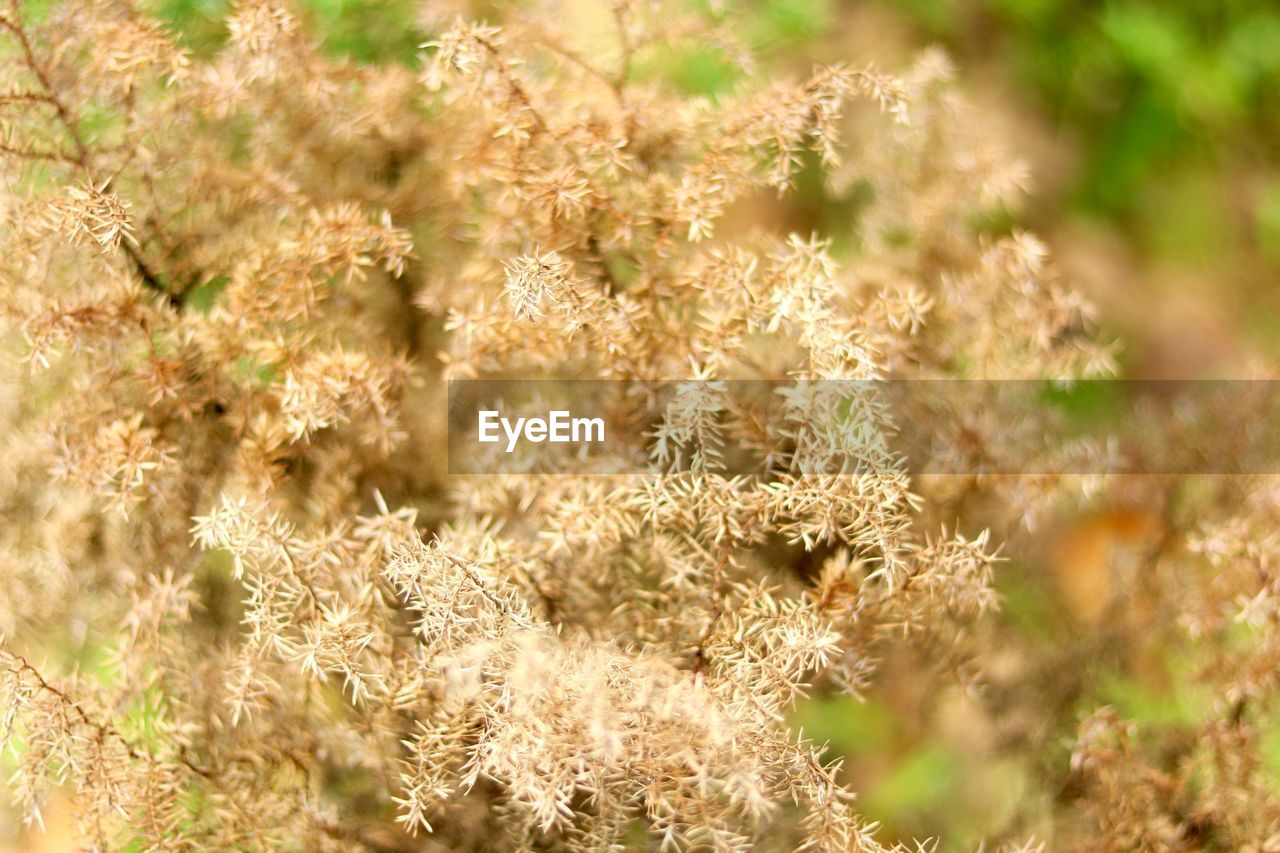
<box><xmin>6</xmin><ymin>0</ymin><xmax>1261</xmax><ymax>850</ymax></box>
<box><xmin>1059</xmin><ymin>479</ymin><xmax>1280</xmax><ymax>851</ymax></box>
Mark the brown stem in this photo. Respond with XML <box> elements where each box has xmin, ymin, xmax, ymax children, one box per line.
<box><xmin>0</xmin><ymin>10</ymin><xmax>182</xmax><ymax>308</ymax></box>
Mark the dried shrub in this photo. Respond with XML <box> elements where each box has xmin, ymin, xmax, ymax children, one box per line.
<box><xmin>11</xmin><ymin>0</ymin><xmax>1261</xmax><ymax>851</ymax></box>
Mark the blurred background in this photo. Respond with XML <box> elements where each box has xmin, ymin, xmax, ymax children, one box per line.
<box><xmin>22</xmin><ymin>0</ymin><xmax>1273</xmax><ymax>848</ymax></box>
